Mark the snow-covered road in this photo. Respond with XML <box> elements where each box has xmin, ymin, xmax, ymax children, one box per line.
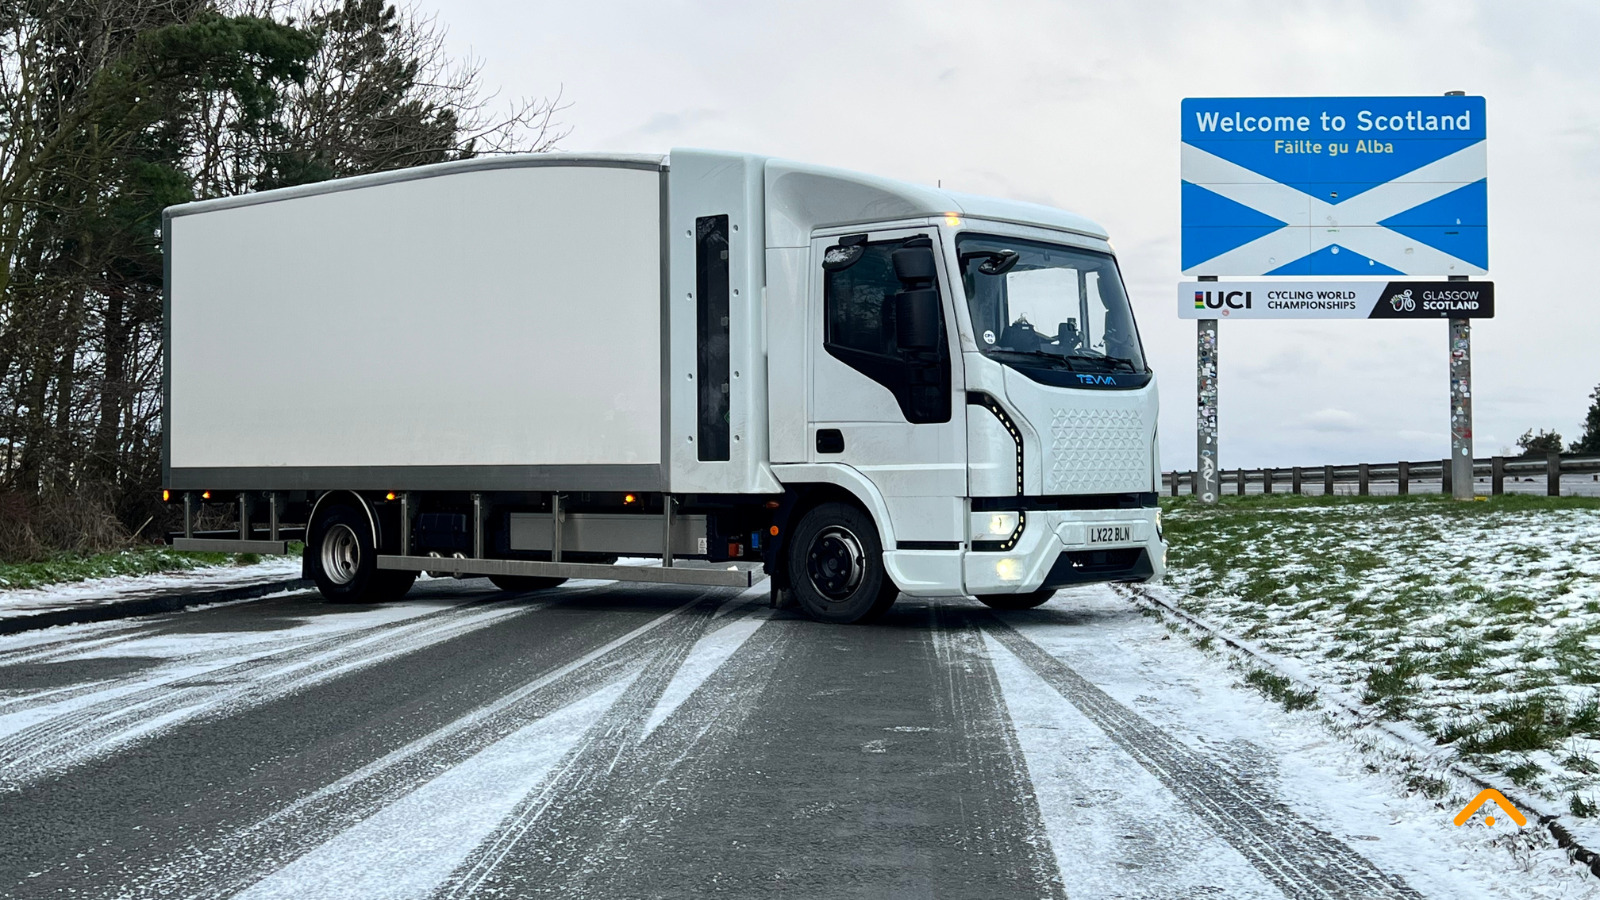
<box><xmin>0</xmin><ymin>578</ymin><xmax>1591</xmax><ymax>898</ymax></box>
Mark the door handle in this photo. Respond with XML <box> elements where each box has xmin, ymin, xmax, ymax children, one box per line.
<box><xmin>816</xmin><ymin>429</ymin><xmax>845</xmax><ymax>454</ymax></box>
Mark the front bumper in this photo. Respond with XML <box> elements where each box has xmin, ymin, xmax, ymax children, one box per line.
<box><xmin>961</xmin><ymin>506</ymin><xmax>1165</xmax><ymax>595</ymax></box>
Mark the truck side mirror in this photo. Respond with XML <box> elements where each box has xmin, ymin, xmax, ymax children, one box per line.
<box><xmin>892</xmin><ymin>239</ymin><xmax>938</xmax><ymax>285</ymax></box>
<box><xmin>895</xmin><ymin>289</ymin><xmax>941</xmax><ymax>350</ymax></box>
<box><xmin>893</xmin><ymin>236</ymin><xmax>941</xmax><ymax>351</ymax></box>
<box><xmin>822</xmin><ymin>233</ymin><xmax>868</xmax><ymax>272</ymax></box>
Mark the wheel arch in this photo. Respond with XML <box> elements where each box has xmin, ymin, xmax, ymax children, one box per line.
<box><xmin>765</xmin><ymin>464</ymin><xmax>898</xmax><ymax>588</ymax></box>
<box><xmin>306</xmin><ymin>490</ymin><xmax>381</xmax><ymax>562</ymax></box>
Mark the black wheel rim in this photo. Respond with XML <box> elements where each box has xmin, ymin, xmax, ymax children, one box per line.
<box><xmin>806</xmin><ymin>525</ymin><xmax>865</xmax><ymax>601</ymax></box>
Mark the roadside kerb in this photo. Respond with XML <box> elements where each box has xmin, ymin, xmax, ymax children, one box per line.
<box><xmin>0</xmin><ymin>577</ymin><xmax>312</xmax><ymax>637</ymax></box>
<box><xmin>1112</xmin><ymin>582</ymin><xmax>1600</xmax><ymax>880</ymax></box>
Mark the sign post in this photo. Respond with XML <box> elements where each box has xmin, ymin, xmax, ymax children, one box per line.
<box><xmin>1448</xmin><ymin>280</ymin><xmax>1474</xmax><ymax>499</ymax></box>
<box><xmin>1180</xmin><ymin>94</ymin><xmax>1489</xmax><ymax>502</ymax></box>
<box><xmin>1197</xmin><ymin>289</ymin><xmax>1219</xmax><ymax>502</ymax></box>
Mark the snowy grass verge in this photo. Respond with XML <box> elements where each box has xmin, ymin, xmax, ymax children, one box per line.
<box><xmin>1159</xmin><ymin>493</ymin><xmax>1600</xmax><ymax>825</ymax></box>
<box><xmin>1118</xmin><ymin>582</ymin><xmax>1600</xmax><ymax>880</ymax></box>
<box><xmin>0</xmin><ymin>544</ymin><xmax>301</xmax><ymax>592</ymax></box>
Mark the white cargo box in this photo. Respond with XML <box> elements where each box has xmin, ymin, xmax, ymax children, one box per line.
<box><xmin>167</xmin><ymin>157</ymin><xmax>670</xmax><ymax>491</ymax></box>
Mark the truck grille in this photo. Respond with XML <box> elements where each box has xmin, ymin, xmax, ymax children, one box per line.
<box><xmin>1047</xmin><ymin>407</ymin><xmax>1148</xmax><ymax>494</ymax></box>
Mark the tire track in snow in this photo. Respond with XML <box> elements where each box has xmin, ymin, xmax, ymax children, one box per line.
<box><xmin>0</xmin><ymin>596</ymin><xmax>539</xmax><ymax>790</ymax></box>
<box><xmin>459</xmin><ymin>602</ymin><xmax>1061</xmax><ymax>900</ymax></box>
<box><xmin>0</xmin><ymin>604</ymin><xmax>403</xmax><ymax>717</ymax></box>
<box><xmin>430</xmin><ymin>602</ymin><xmax>790</xmax><ymax>899</ymax></box>
<box><xmin>0</xmin><ymin>583</ymin><xmax>616</xmax><ymax>717</ymax></box>
<box><xmin>980</xmin><ymin>614</ymin><xmax>1425</xmax><ymax>900</ymax></box>
<box><xmin>127</xmin><ymin>591</ymin><xmax>735</xmax><ymax>900</ymax></box>
<box><xmin>433</xmin><ymin>593</ymin><xmax>728</xmax><ymax>898</ymax></box>
<box><xmin>929</xmin><ymin>606</ymin><xmax>1068</xmax><ymax>898</ymax></box>
<box><xmin>0</xmin><ymin>619</ymin><xmax>154</xmax><ymax>668</ymax></box>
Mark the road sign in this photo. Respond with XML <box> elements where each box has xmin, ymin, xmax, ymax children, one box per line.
<box><xmin>1178</xmin><ymin>280</ymin><xmax>1494</xmax><ymax>319</ymax></box>
<box><xmin>1182</xmin><ymin>96</ymin><xmax>1487</xmax><ymax>276</ymax></box>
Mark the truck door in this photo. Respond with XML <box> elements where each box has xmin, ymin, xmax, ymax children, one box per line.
<box><xmin>808</xmin><ymin>227</ymin><xmax>967</xmax><ymax>550</ymax></box>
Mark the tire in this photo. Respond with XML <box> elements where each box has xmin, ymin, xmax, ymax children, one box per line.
<box><xmin>308</xmin><ymin>504</ymin><xmax>403</xmax><ymax>603</ymax></box>
<box><xmin>487</xmin><ymin>575</ymin><xmax>567</xmax><ymax>593</ymax></box>
<box><xmin>376</xmin><ymin>570</ymin><xmax>417</xmax><ymax>601</ymax></box>
<box><xmin>786</xmin><ymin>501</ymin><xmax>899</xmax><ymax>624</ymax></box>
<box><xmin>977</xmin><ymin>589</ymin><xmax>1056</xmax><ymax>611</ymax></box>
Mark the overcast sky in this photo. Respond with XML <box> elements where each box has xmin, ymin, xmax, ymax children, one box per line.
<box><xmin>427</xmin><ymin>0</ymin><xmax>1600</xmax><ymax>469</ymax></box>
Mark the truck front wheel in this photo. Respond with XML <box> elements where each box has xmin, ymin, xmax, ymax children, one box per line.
<box><xmin>309</xmin><ymin>504</ymin><xmax>414</xmax><ymax>603</ymax></box>
<box><xmin>786</xmin><ymin>502</ymin><xmax>898</xmax><ymax>624</ymax></box>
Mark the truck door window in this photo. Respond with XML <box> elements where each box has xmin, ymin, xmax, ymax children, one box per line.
<box><xmin>822</xmin><ymin>237</ymin><xmax>951</xmax><ymax>424</ymax></box>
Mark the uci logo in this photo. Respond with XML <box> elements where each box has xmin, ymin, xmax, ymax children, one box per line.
<box><xmin>1195</xmin><ymin>290</ymin><xmax>1253</xmax><ymax>311</ymax></box>
<box><xmin>1076</xmin><ymin>374</ymin><xmax>1118</xmax><ymax>385</ymax></box>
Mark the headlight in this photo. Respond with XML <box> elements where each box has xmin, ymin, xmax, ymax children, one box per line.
<box><xmin>971</xmin><ymin>511</ymin><xmax>1021</xmax><ymax>541</ymax></box>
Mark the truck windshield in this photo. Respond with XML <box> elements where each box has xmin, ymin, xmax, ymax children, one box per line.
<box><xmin>958</xmin><ymin>234</ymin><xmax>1146</xmax><ymax>374</ymax></box>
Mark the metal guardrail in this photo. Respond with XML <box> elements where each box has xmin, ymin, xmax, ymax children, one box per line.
<box><xmin>1164</xmin><ymin>453</ymin><xmax>1600</xmax><ymax>497</ymax></box>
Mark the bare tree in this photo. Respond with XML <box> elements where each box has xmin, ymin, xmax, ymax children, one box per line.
<box><xmin>0</xmin><ymin>0</ymin><xmax>566</xmax><ymax>558</ymax></box>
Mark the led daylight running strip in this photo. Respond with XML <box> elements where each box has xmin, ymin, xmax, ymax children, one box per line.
<box><xmin>968</xmin><ymin>393</ymin><xmax>1027</xmax><ymax>551</ymax></box>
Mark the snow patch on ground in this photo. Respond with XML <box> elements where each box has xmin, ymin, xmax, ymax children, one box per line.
<box><xmin>994</xmin><ymin>587</ymin><xmax>1598</xmax><ymax>897</ymax></box>
<box><xmin>232</xmin><ymin>677</ymin><xmax>630</xmax><ymax>900</ymax></box>
<box><xmin>0</xmin><ymin>556</ymin><xmax>303</xmax><ymax>621</ymax></box>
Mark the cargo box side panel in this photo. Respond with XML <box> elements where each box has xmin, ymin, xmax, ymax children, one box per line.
<box><xmin>168</xmin><ymin>165</ymin><xmax>663</xmax><ymax>487</ymax></box>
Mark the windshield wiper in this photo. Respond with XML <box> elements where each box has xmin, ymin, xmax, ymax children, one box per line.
<box><xmin>986</xmin><ymin>348</ymin><xmax>1078</xmax><ymax>371</ymax></box>
<box><xmin>1060</xmin><ymin>354</ymin><xmax>1139</xmax><ymax>373</ymax></box>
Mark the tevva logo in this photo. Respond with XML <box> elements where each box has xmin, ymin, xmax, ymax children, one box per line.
<box><xmin>1196</xmin><ymin>290</ymin><xmax>1253</xmax><ymax>311</ymax></box>
<box><xmin>1454</xmin><ymin>789</ymin><xmax>1526</xmax><ymax>828</ymax></box>
<box><xmin>1076</xmin><ymin>374</ymin><xmax>1118</xmax><ymax>385</ymax></box>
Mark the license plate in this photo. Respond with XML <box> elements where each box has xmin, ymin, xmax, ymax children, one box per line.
<box><xmin>1088</xmin><ymin>525</ymin><xmax>1133</xmax><ymax>544</ymax></box>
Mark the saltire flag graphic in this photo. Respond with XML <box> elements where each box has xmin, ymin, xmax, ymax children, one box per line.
<box><xmin>1181</xmin><ymin>96</ymin><xmax>1487</xmax><ymax>276</ymax></box>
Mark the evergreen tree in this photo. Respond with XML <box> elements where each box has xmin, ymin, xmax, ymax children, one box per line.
<box><xmin>1571</xmin><ymin>384</ymin><xmax>1600</xmax><ymax>454</ymax></box>
<box><xmin>1516</xmin><ymin>429</ymin><xmax>1564</xmax><ymax>456</ymax></box>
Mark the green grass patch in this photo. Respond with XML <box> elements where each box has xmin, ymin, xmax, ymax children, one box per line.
<box><xmin>0</xmin><ymin>546</ymin><xmax>288</xmax><ymax>592</ymax></box>
<box><xmin>1243</xmin><ymin>668</ymin><xmax>1319</xmax><ymax>711</ymax></box>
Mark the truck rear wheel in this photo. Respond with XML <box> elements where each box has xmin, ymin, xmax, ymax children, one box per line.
<box><xmin>977</xmin><ymin>589</ymin><xmax>1055</xmax><ymax>611</ymax></box>
<box><xmin>309</xmin><ymin>504</ymin><xmax>414</xmax><ymax>603</ymax></box>
<box><xmin>786</xmin><ymin>502</ymin><xmax>898</xmax><ymax>624</ymax></box>
<box><xmin>487</xmin><ymin>575</ymin><xmax>567</xmax><ymax>593</ymax></box>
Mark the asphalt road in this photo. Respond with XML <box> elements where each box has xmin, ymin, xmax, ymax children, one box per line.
<box><xmin>0</xmin><ymin>577</ymin><xmax>1554</xmax><ymax>898</ymax></box>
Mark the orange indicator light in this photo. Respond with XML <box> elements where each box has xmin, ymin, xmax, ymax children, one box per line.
<box><xmin>624</xmin><ymin>494</ymin><xmax>637</xmax><ymax>504</ymax></box>
<box><xmin>385</xmin><ymin>492</ymin><xmax>397</xmax><ymax>501</ymax></box>
<box><xmin>161</xmin><ymin>489</ymin><xmax>170</xmax><ymax>502</ymax></box>
<box><xmin>201</xmin><ymin>491</ymin><xmax>211</xmax><ymax>500</ymax></box>
<box><xmin>769</xmin><ymin>526</ymin><xmax>780</xmax><ymax>536</ymax></box>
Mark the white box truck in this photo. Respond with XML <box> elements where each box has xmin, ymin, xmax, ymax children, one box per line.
<box><xmin>162</xmin><ymin>149</ymin><xmax>1165</xmax><ymax>623</ymax></box>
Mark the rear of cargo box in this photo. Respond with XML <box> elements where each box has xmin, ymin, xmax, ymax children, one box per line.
<box><xmin>164</xmin><ymin>156</ymin><xmax>667</xmax><ymax>492</ymax></box>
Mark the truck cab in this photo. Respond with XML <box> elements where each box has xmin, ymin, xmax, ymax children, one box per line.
<box><xmin>754</xmin><ymin>155</ymin><xmax>1165</xmax><ymax>618</ymax></box>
